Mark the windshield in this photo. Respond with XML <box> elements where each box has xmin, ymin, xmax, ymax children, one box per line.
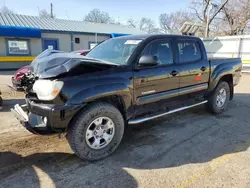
<box><xmin>86</xmin><ymin>38</ymin><xmax>142</xmax><ymax>65</ymax></box>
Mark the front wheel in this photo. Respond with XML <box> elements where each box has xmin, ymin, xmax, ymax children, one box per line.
<box><xmin>67</xmin><ymin>102</ymin><xmax>124</xmax><ymax>161</ymax></box>
<box><xmin>206</xmin><ymin>81</ymin><xmax>230</xmax><ymax>114</ymax></box>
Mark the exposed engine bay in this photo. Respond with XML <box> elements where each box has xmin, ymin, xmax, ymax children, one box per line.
<box><xmin>18</xmin><ymin>72</ymin><xmax>37</xmax><ymax>93</ymax></box>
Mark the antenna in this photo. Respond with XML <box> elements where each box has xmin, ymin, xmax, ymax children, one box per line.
<box><xmin>50</xmin><ymin>3</ymin><xmax>54</xmax><ymax>18</ymax></box>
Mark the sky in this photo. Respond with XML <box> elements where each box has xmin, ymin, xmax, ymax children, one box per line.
<box><xmin>1</xmin><ymin>0</ymin><xmax>190</xmax><ymax>25</ymax></box>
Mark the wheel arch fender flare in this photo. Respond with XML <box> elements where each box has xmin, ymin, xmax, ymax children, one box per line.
<box><xmin>208</xmin><ymin>66</ymin><xmax>233</xmax><ymax>93</ymax></box>
<box><xmin>66</xmin><ymin>83</ymin><xmax>132</xmax><ymax>111</ymax></box>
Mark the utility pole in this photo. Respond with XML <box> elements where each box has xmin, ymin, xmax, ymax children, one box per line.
<box><xmin>50</xmin><ymin>3</ymin><xmax>54</xmax><ymax>19</ymax></box>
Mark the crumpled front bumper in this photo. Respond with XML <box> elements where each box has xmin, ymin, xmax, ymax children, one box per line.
<box><xmin>11</xmin><ymin>104</ymin><xmax>52</xmax><ymax>135</ymax></box>
<box><xmin>11</xmin><ymin>99</ymin><xmax>83</xmax><ymax>135</ymax></box>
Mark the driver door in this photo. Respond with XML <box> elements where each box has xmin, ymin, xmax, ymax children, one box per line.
<box><xmin>133</xmin><ymin>38</ymin><xmax>180</xmax><ymax>117</ymax></box>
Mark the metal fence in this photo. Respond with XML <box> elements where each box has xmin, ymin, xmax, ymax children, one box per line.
<box><xmin>202</xmin><ymin>35</ymin><xmax>250</xmax><ymax>72</ymax></box>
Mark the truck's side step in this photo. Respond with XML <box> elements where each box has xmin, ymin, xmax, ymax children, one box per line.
<box><xmin>128</xmin><ymin>101</ymin><xmax>208</xmax><ymax>124</ymax></box>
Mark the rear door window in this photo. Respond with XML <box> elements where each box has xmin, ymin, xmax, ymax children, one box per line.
<box><xmin>177</xmin><ymin>40</ymin><xmax>202</xmax><ymax>63</ymax></box>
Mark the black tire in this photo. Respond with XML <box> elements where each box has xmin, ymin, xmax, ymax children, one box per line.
<box><xmin>67</xmin><ymin>102</ymin><xmax>124</xmax><ymax>161</ymax></box>
<box><xmin>206</xmin><ymin>81</ymin><xmax>230</xmax><ymax>114</ymax></box>
<box><xmin>0</xmin><ymin>96</ymin><xmax>2</xmax><ymax>106</ymax></box>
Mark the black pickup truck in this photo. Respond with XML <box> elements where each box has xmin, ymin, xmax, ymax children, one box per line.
<box><xmin>12</xmin><ymin>34</ymin><xmax>242</xmax><ymax>160</ymax></box>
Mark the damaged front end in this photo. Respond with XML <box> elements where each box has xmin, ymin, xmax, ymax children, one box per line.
<box><xmin>18</xmin><ymin>72</ymin><xmax>37</xmax><ymax>93</ymax></box>
<box><xmin>17</xmin><ymin>49</ymin><xmax>117</xmax><ymax>92</ymax></box>
<box><xmin>11</xmin><ymin>50</ymin><xmax>117</xmax><ymax>135</ymax></box>
<box><xmin>11</xmin><ymin>100</ymin><xmax>83</xmax><ymax>135</ymax></box>
<box><xmin>11</xmin><ymin>103</ymin><xmax>52</xmax><ymax>135</ymax></box>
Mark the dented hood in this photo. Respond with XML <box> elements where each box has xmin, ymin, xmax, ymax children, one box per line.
<box><xmin>31</xmin><ymin>49</ymin><xmax>118</xmax><ymax>79</ymax></box>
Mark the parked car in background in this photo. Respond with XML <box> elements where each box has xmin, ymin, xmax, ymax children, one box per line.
<box><xmin>72</xmin><ymin>49</ymin><xmax>90</xmax><ymax>56</ymax></box>
<box><xmin>12</xmin><ymin>35</ymin><xmax>242</xmax><ymax>161</ymax></box>
<box><xmin>12</xmin><ymin>65</ymin><xmax>31</xmax><ymax>90</ymax></box>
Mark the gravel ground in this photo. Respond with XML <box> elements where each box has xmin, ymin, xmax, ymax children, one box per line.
<box><xmin>0</xmin><ymin>72</ymin><xmax>250</xmax><ymax>188</ymax></box>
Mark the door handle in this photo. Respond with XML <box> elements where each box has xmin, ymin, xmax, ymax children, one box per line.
<box><xmin>170</xmin><ymin>70</ymin><xmax>179</xmax><ymax>76</ymax></box>
<box><xmin>200</xmin><ymin>66</ymin><xmax>207</xmax><ymax>71</ymax></box>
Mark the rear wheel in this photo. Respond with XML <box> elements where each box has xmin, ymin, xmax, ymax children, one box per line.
<box><xmin>67</xmin><ymin>102</ymin><xmax>124</xmax><ymax>161</ymax></box>
<box><xmin>206</xmin><ymin>81</ymin><xmax>230</xmax><ymax>114</ymax></box>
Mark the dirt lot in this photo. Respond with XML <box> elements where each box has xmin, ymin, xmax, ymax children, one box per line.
<box><xmin>1</xmin><ymin>72</ymin><xmax>250</xmax><ymax>188</ymax></box>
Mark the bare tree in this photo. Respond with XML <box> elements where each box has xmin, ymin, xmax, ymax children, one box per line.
<box><xmin>126</xmin><ymin>18</ymin><xmax>159</xmax><ymax>33</ymax></box>
<box><xmin>84</xmin><ymin>9</ymin><xmax>113</xmax><ymax>24</ymax></box>
<box><xmin>191</xmin><ymin>0</ymin><xmax>229</xmax><ymax>37</ymax></box>
<box><xmin>113</xmin><ymin>21</ymin><xmax>121</xmax><ymax>25</ymax></box>
<box><xmin>0</xmin><ymin>6</ymin><xmax>14</xmax><ymax>14</ymax></box>
<box><xmin>110</xmin><ymin>19</ymin><xmax>121</xmax><ymax>25</ymax></box>
<box><xmin>159</xmin><ymin>11</ymin><xmax>196</xmax><ymax>34</ymax></box>
<box><xmin>222</xmin><ymin>0</ymin><xmax>250</xmax><ymax>35</ymax></box>
<box><xmin>139</xmin><ymin>17</ymin><xmax>160</xmax><ymax>34</ymax></box>
<box><xmin>127</xmin><ymin>19</ymin><xmax>137</xmax><ymax>28</ymax></box>
<box><xmin>39</xmin><ymin>9</ymin><xmax>52</xmax><ymax>18</ymax></box>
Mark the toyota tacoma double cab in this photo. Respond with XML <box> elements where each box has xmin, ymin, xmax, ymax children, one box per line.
<box><xmin>12</xmin><ymin>34</ymin><xmax>242</xmax><ymax>160</ymax></box>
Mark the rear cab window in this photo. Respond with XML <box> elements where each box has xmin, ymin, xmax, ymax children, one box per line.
<box><xmin>177</xmin><ymin>39</ymin><xmax>202</xmax><ymax>63</ymax></box>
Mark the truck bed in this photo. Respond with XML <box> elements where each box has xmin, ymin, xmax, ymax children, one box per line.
<box><xmin>209</xmin><ymin>57</ymin><xmax>241</xmax><ymax>63</ymax></box>
<box><xmin>209</xmin><ymin>57</ymin><xmax>242</xmax><ymax>70</ymax></box>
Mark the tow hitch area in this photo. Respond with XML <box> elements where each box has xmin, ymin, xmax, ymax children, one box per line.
<box><xmin>11</xmin><ymin>104</ymin><xmax>29</xmax><ymax>123</ymax></box>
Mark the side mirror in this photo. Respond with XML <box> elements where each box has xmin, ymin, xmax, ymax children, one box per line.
<box><xmin>138</xmin><ymin>55</ymin><xmax>159</xmax><ymax>67</ymax></box>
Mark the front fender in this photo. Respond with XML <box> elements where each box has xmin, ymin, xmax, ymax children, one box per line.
<box><xmin>66</xmin><ymin>83</ymin><xmax>132</xmax><ymax>110</ymax></box>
